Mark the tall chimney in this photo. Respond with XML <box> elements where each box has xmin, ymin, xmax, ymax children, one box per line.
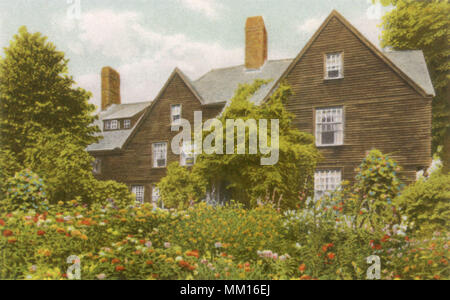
<box><xmin>101</xmin><ymin>66</ymin><xmax>121</xmax><ymax>111</ymax></box>
<box><xmin>245</xmin><ymin>16</ymin><xmax>268</xmax><ymax>70</ymax></box>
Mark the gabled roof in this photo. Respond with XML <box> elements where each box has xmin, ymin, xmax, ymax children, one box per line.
<box><xmin>193</xmin><ymin>59</ymin><xmax>293</xmax><ymax>105</ymax></box>
<box><xmin>102</xmin><ymin>101</ymin><xmax>151</xmax><ymax>120</ymax></box>
<box><xmin>87</xmin><ymin>102</ymin><xmax>151</xmax><ymax>152</ymax></box>
<box><xmin>263</xmin><ymin>10</ymin><xmax>435</xmax><ymax>102</ymax></box>
<box><xmin>383</xmin><ymin>50</ymin><xmax>435</xmax><ymax>96</ymax></box>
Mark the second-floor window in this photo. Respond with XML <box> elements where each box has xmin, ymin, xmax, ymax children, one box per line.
<box><xmin>124</xmin><ymin>119</ymin><xmax>131</xmax><ymax>129</ymax></box>
<box><xmin>315</xmin><ymin>107</ymin><xmax>343</xmax><ymax>146</ymax></box>
<box><xmin>171</xmin><ymin>104</ymin><xmax>181</xmax><ymax>125</ymax></box>
<box><xmin>153</xmin><ymin>142</ymin><xmax>167</xmax><ymax>168</ymax></box>
<box><xmin>325</xmin><ymin>52</ymin><xmax>343</xmax><ymax>79</ymax></box>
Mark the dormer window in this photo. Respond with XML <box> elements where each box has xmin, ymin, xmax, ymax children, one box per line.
<box><xmin>171</xmin><ymin>104</ymin><xmax>181</xmax><ymax>125</ymax></box>
<box><xmin>110</xmin><ymin>120</ymin><xmax>119</xmax><ymax>130</ymax></box>
<box><xmin>104</xmin><ymin>120</ymin><xmax>119</xmax><ymax>131</ymax></box>
<box><xmin>124</xmin><ymin>119</ymin><xmax>131</xmax><ymax>129</ymax></box>
<box><xmin>325</xmin><ymin>53</ymin><xmax>343</xmax><ymax>79</ymax></box>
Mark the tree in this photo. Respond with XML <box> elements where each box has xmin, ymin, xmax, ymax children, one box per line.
<box><xmin>193</xmin><ymin>80</ymin><xmax>320</xmax><ymax>210</ymax></box>
<box><xmin>0</xmin><ymin>26</ymin><xmax>99</xmax><ymax>162</ymax></box>
<box><xmin>158</xmin><ymin>162</ymin><xmax>207</xmax><ymax>209</ymax></box>
<box><xmin>376</xmin><ymin>0</ymin><xmax>450</xmax><ymax>170</ymax></box>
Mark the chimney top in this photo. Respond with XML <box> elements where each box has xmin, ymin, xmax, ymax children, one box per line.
<box><xmin>101</xmin><ymin>66</ymin><xmax>121</xmax><ymax>111</ymax></box>
<box><xmin>245</xmin><ymin>16</ymin><xmax>268</xmax><ymax>70</ymax></box>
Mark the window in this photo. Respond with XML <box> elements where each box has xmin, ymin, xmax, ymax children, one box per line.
<box><xmin>110</xmin><ymin>120</ymin><xmax>119</xmax><ymax>130</ymax></box>
<box><xmin>314</xmin><ymin>169</ymin><xmax>342</xmax><ymax>200</ymax></box>
<box><xmin>153</xmin><ymin>142</ymin><xmax>167</xmax><ymax>168</ymax></box>
<box><xmin>104</xmin><ymin>120</ymin><xmax>111</xmax><ymax>130</ymax></box>
<box><xmin>315</xmin><ymin>107</ymin><xmax>343</xmax><ymax>146</ymax></box>
<box><xmin>92</xmin><ymin>158</ymin><xmax>101</xmax><ymax>174</ymax></box>
<box><xmin>325</xmin><ymin>53</ymin><xmax>343</xmax><ymax>79</ymax></box>
<box><xmin>132</xmin><ymin>186</ymin><xmax>145</xmax><ymax>204</ymax></box>
<box><xmin>171</xmin><ymin>104</ymin><xmax>181</xmax><ymax>125</ymax></box>
<box><xmin>180</xmin><ymin>142</ymin><xmax>196</xmax><ymax>166</ymax></box>
<box><xmin>152</xmin><ymin>186</ymin><xmax>161</xmax><ymax>208</ymax></box>
<box><xmin>124</xmin><ymin>119</ymin><xmax>131</xmax><ymax>129</ymax></box>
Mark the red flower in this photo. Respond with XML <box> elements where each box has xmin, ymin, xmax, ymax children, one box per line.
<box><xmin>327</xmin><ymin>253</ymin><xmax>336</xmax><ymax>260</ymax></box>
<box><xmin>300</xmin><ymin>275</ymin><xmax>312</xmax><ymax>280</ymax></box>
<box><xmin>8</xmin><ymin>238</ymin><xmax>17</xmax><ymax>244</ymax></box>
<box><xmin>2</xmin><ymin>230</ymin><xmax>13</xmax><ymax>237</ymax></box>
<box><xmin>186</xmin><ymin>250</ymin><xmax>200</xmax><ymax>258</ymax></box>
<box><xmin>115</xmin><ymin>266</ymin><xmax>125</xmax><ymax>272</ymax></box>
<box><xmin>146</xmin><ymin>260</ymin><xmax>154</xmax><ymax>265</ymax></box>
<box><xmin>111</xmin><ymin>258</ymin><xmax>121</xmax><ymax>265</ymax></box>
<box><xmin>298</xmin><ymin>264</ymin><xmax>306</xmax><ymax>273</ymax></box>
<box><xmin>381</xmin><ymin>235</ymin><xmax>390</xmax><ymax>243</ymax></box>
<box><xmin>37</xmin><ymin>230</ymin><xmax>46</xmax><ymax>236</ymax></box>
<box><xmin>139</xmin><ymin>240</ymin><xmax>146</xmax><ymax>245</ymax></box>
<box><xmin>0</xmin><ymin>219</ymin><xmax>5</xmax><ymax>226</ymax></box>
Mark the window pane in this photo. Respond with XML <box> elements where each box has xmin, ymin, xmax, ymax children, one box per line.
<box><xmin>153</xmin><ymin>143</ymin><xmax>167</xmax><ymax>167</ymax></box>
<box><xmin>315</xmin><ymin>107</ymin><xmax>343</xmax><ymax>146</ymax></box>
<box><xmin>132</xmin><ymin>186</ymin><xmax>145</xmax><ymax>204</ymax></box>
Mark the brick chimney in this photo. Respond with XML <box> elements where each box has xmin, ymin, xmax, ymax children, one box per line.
<box><xmin>101</xmin><ymin>66</ymin><xmax>121</xmax><ymax>111</ymax></box>
<box><xmin>245</xmin><ymin>16</ymin><xmax>268</xmax><ymax>70</ymax></box>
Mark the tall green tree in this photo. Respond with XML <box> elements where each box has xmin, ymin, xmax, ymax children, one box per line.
<box><xmin>376</xmin><ymin>0</ymin><xmax>450</xmax><ymax>168</ymax></box>
<box><xmin>0</xmin><ymin>26</ymin><xmax>99</xmax><ymax>162</ymax></box>
<box><xmin>193</xmin><ymin>80</ymin><xmax>320</xmax><ymax>210</ymax></box>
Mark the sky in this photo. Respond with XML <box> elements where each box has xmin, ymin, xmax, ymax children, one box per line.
<box><xmin>0</xmin><ymin>0</ymin><xmax>393</xmax><ymax>110</ymax></box>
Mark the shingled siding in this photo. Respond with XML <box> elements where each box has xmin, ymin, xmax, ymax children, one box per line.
<box><xmin>283</xmin><ymin>16</ymin><xmax>432</xmax><ymax>183</ymax></box>
<box><xmin>94</xmin><ymin>73</ymin><xmax>224</xmax><ymax>202</ymax></box>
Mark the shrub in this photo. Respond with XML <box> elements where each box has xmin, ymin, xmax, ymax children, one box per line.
<box><xmin>0</xmin><ymin>149</ymin><xmax>20</xmax><ymax>200</ymax></box>
<box><xmin>395</xmin><ymin>171</ymin><xmax>450</xmax><ymax>233</ymax></box>
<box><xmin>158</xmin><ymin>162</ymin><xmax>207</xmax><ymax>209</ymax></box>
<box><xmin>3</xmin><ymin>169</ymin><xmax>48</xmax><ymax>211</ymax></box>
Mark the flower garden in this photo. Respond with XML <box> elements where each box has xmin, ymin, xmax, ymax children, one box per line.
<box><xmin>0</xmin><ymin>197</ymin><xmax>448</xmax><ymax>280</ymax></box>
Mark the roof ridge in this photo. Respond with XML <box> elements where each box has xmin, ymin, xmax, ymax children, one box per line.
<box><xmin>193</xmin><ymin>58</ymin><xmax>294</xmax><ymax>82</ymax></box>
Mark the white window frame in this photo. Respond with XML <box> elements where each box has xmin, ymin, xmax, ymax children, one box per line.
<box><xmin>110</xmin><ymin>120</ymin><xmax>119</xmax><ymax>130</ymax></box>
<box><xmin>325</xmin><ymin>52</ymin><xmax>343</xmax><ymax>79</ymax></box>
<box><xmin>315</xmin><ymin>107</ymin><xmax>344</xmax><ymax>147</ymax></box>
<box><xmin>123</xmin><ymin>119</ymin><xmax>131</xmax><ymax>129</ymax></box>
<box><xmin>314</xmin><ymin>169</ymin><xmax>342</xmax><ymax>200</ymax></box>
<box><xmin>104</xmin><ymin>120</ymin><xmax>111</xmax><ymax>130</ymax></box>
<box><xmin>171</xmin><ymin>104</ymin><xmax>182</xmax><ymax>125</ymax></box>
<box><xmin>180</xmin><ymin>142</ymin><xmax>196</xmax><ymax>166</ymax></box>
<box><xmin>92</xmin><ymin>158</ymin><xmax>101</xmax><ymax>174</ymax></box>
<box><xmin>132</xmin><ymin>185</ymin><xmax>145</xmax><ymax>204</ymax></box>
<box><xmin>153</xmin><ymin>142</ymin><xmax>167</xmax><ymax>168</ymax></box>
<box><xmin>152</xmin><ymin>186</ymin><xmax>161</xmax><ymax>208</ymax></box>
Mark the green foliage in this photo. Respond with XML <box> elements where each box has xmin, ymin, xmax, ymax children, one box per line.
<box><xmin>0</xmin><ymin>26</ymin><xmax>99</xmax><ymax>162</ymax></box>
<box><xmin>194</xmin><ymin>81</ymin><xmax>320</xmax><ymax>209</ymax></box>
<box><xmin>395</xmin><ymin>171</ymin><xmax>450</xmax><ymax>233</ymax></box>
<box><xmin>158</xmin><ymin>162</ymin><xmax>207</xmax><ymax>209</ymax></box>
<box><xmin>378</xmin><ymin>0</ymin><xmax>450</xmax><ymax>157</ymax></box>
<box><xmin>23</xmin><ymin>129</ymin><xmax>96</xmax><ymax>204</ymax></box>
<box><xmin>3</xmin><ymin>169</ymin><xmax>48</xmax><ymax>211</ymax></box>
<box><xmin>0</xmin><ymin>149</ymin><xmax>20</xmax><ymax>200</ymax></box>
<box><xmin>87</xmin><ymin>180</ymin><xmax>134</xmax><ymax>209</ymax></box>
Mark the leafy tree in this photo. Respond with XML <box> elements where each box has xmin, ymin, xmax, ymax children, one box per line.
<box><xmin>0</xmin><ymin>26</ymin><xmax>99</xmax><ymax>162</ymax></box>
<box><xmin>158</xmin><ymin>162</ymin><xmax>207</xmax><ymax>209</ymax></box>
<box><xmin>194</xmin><ymin>81</ymin><xmax>320</xmax><ymax>210</ymax></box>
<box><xmin>395</xmin><ymin>171</ymin><xmax>450</xmax><ymax>234</ymax></box>
<box><xmin>376</xmin><ymin>0</ymin><xmax>450</xmax><ymax>168</ymax></box>
<box><xmin>0</xmin><ymin>149</ymin><xmax>20</xmax><ymax>199</ymax></box>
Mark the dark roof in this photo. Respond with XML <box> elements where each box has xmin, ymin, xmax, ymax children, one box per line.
<box><xmin>192</xmin><ymin>59</ymin><xmax>293</xmax><ymax>105</ymax></box>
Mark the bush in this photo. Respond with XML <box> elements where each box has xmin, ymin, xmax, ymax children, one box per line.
<box><xmin>395</xmin><ymin>171</ymin><xmax>450</xmax><ymax>233</ymax></box>
<box><xmin>158</xmin><ymin>162</ymin><xmax>207</xmax><ymax>209</ymax></box>
<box><xmin>3</xmin><ymin>169</ymin><xmax>48</xmax><ymax>211</ymax></box>
<box><xmin>87</xmin><ymin>180</ymin><xmax>134</xmax><ymax>208</ymax></box>
<box><xmin>0</xmin><ymin>149</ymin><xmax>20</xmax><ymax>200</ymax></box>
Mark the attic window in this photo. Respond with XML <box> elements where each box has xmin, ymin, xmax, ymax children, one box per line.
<box><xmin>124</xmin><ymin>119</ymin><xmax>131</xmax><ymax>129</ymax></box>
<box><xmin>325</xmin><ymin>53</ymin><xmax>343</xmax><ymax>79</ymax></box>
<box><xmin>171</xmin><ymin>104</ymin><xmax>181</xmax><ymax>125</ymax></box>
<box><xmin>110</xmin><ymin>120</ymin><xmax>119</xmax><ymax>130</ymax></box>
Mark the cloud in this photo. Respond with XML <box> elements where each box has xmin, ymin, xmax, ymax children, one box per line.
<box><xmin>297</xmin><ymin>15</ymin><xmax>326</xmax><ymax>34</ymax></box>
<box><xmin>67</xmin><ymin>9</ymin><xmax>242</xmax><ymax>109</ymax></box>
<box><xmin>178</xmin><ymin>0</ymin><xmax>223</xmax><ymax>20</ymax></box>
